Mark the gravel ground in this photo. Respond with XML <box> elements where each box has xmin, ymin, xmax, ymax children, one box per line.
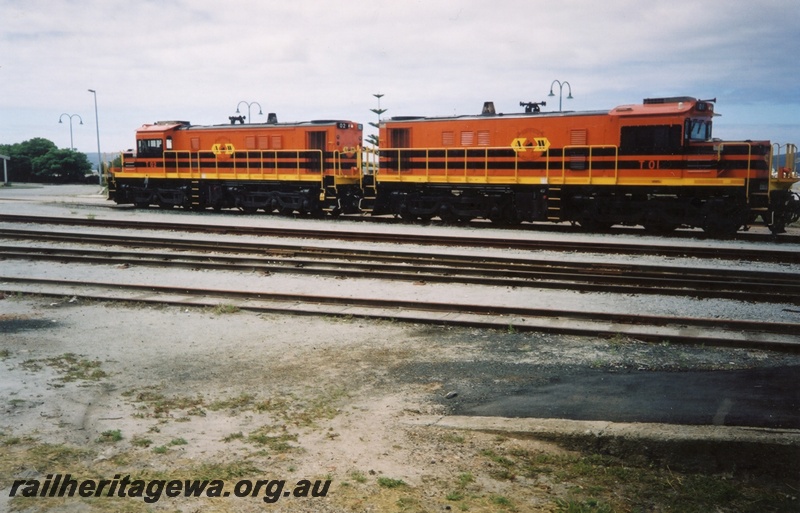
<box><xmin>1</xmin><ymin>185</ymin><xmax>799</xmax><ymax>512</ymax></box>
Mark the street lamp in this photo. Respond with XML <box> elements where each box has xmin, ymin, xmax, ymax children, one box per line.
<box><xmin>548</xmin><ymin>80</ymin><xmax>574</xmax><ymax>112</ymax></box>
<box><xmin>87</xmin><ymin>89</ymin><xmax>103</xmax><ymax>185</ymax></box>
<box><xmin>236</xmin><ymin>101</ymin><xmax>263</xmax><ymax>123</ymax></box>
<box><xmin>58</xmin><ymin>113</ymin><xmax>83</xmax><ymax>151</ymax></box>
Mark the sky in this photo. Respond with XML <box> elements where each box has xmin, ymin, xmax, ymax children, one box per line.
<box><xmin>2</xmin><ymin>0</ymin><xmax>799</xmax><ymax>156</ymax></box>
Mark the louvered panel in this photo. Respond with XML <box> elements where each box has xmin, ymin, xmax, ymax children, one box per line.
<box><xmin>442</xmin><ymin>131</ymin><xmax>455</xmax><ymax>146</ymax></box>
<box><xmin>570</xmin><ymin>129</ymin><xmax>587</xmax><ymax>145</ymax></box>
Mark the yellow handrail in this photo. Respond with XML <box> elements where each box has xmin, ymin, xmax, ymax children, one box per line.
<box><xmin>560</xmin><ymin>145</ymin><xmax>619</xmax><ymax>185</ymax></box>
<box><xmin>716</xmin><ymin>142</ymin><xmax>752</xmax><ymax>202</ymax></box>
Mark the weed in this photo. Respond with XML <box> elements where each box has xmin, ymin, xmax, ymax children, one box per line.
<box><xmin>222</xmin><ymin>432</ymin><xmax>244</xmax><ymax>442</ymax></box>
<box><xmin>96</xmin><ymin>429</ymin><xmax>123</xmax><ymax>443</ymax></box>
<box><xmin>349</xmin><ymin>470</ymin><xmax>367</xmax><ymax>483</ymax></box>
<box><xmin>490</xmin><ymin>494</ymin><xmax>513</xmax><ymax>508</ymax></box>
<box><xmin>555</xmin><ymin>498</ymin><xmax>613</xmax><ymax>513</ymax></box>
<box><xmin>377</xmin><ymin>477</ymin><xmax>406</xmax><ymax>488</ymax></box>
<box><xmin>169</xmin><ymin>437</ymin><xmax>188</xmax><ymax>446</ymax></box>
<box><xmin>446</xmin><ymin>491</ymin><xmax>464</xmax><ymax>501</ymax></box>
<box><xmin>130</xmin><ymin>436</ymin><xmax>152</xmax><ymax>448</ymax></box>
<box><xmin>457</xmin><ymin>472</ymin><xmax>474</xmax><ymax>488</ymax></box>
<box><xmin>212</xmin><ymin>303</ymin><xmax>240</xmax><ymax>315</ymax></box>
<box><xmin>441</xmin><ymin>432</ymin><xmax>465</xmax><ymax>444</ymax></box>
<box><xmin>152</xmin><ymin>445</ymin><xmax>168</xmax><ymax>454</ymax></box>
<box><xmin>246</xmin><ymin>426</ymin><xmax>298</xmax><ymax>453</ymax></box>
<box><xmin>190</xmin><ymin>461</ymin><xmax>261</xmax><ymax>481</ymax></box>
<box><xmin>22</xmin><ymin>353</ymin><xmax>107</xmax><ymax>382</ymax></box>
<box><xmin>0</xmin><ymin>349</ymin><xmax>10</xmax><ymax>359</ymax></box>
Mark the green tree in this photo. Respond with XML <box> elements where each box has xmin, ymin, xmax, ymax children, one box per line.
<box><xmin>0</xmin><ymin>138</ymin><xmax>57</xmax><ymax>182</ymax></box>
<box><xmin>32</xmin><ymin>148</ymin><xmax>92</xmax><ymax>183</ymax></box>
<box><xmin>0</xmin><ymin>138</ymin><xmax>91</xmax><ymax>183</ymax></box>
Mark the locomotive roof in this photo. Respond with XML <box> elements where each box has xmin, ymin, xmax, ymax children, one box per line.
<box><xmin>383</xmin><ymin>97</ymin><xmax>707</xmax><ymax>124</ymax></box>
<box><xmin>383</xmin><ymin>109</ymin><xmax>610</xmax><ymax>124</ymax></box>
<box><xmin>137</xmin><ymin>119</ymin><xmax>358</xmax><ymax>133</ymax></box>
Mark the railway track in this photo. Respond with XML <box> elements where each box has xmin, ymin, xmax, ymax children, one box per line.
<box><xmin>2</xmin><ymin>215</ymin><xmax>798</xmax><ymax>350</ymax></box>
<box><xmin>1</xmin><ymin>276</ymin><xmax>797</xmax><ymax>351</ymax></box>
<box><xmin>1</xmin><ymin>213</ymin><xmax>798</xmax><ymax>261</ymax></box>
<box><xmin>1</xmin><ymin>226</ymin><xmax>799</xmax><ymax>349</ymax></box>
<box><xmin>1</xmin><ymin>232</ymin><xmax>800</xmax><ymax>304</ymax></box>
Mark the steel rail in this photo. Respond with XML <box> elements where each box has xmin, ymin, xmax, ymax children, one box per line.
<box><xmin>2</xmin><ymin>243</ymin><xmax>800</xmax><ymax>304</ymax></box>
<box><xmin>0</xmin><ymin>276</ymin><xmax>796</xmax><ymax>351</ymax></box>
<box><xmin>0</xmin><ymin>214</ymin><xmax>797</xmax><ymax>262</ymax></box>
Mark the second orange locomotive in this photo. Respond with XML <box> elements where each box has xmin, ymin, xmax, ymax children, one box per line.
<box><xmin>371</xmin><ymin>97</ymin><xmax>798</xmax><ymax>235</ymax></box>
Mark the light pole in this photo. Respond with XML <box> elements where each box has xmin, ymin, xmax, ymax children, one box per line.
<box><xmin>87</xmin><ymin>89</ymin><xmax>103</xmax><ymax>185</ymax></box>
<box><xmin>236</xmin><ymin>101</ymin><xmax>263</xmax><ymax>123</ymax></box>
<box><xmin>548</xmin><ymin>80</ymin><xmax>574</xmax><ymax>112</ymax></box>
<box><xmin>58</xmin><ymin>113</ymin><xmax>83</xmax><ymax>151</ymax></box>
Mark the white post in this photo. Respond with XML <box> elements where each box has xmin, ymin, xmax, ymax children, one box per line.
<box><xmin>0</xmin><ymin>154</ymin><xmax>9</xmax><ymax>185</ymax></box>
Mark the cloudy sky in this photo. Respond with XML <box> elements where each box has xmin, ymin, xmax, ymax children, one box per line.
<box><xmin>2</xmin><ymin>0</ymin><xmax>799</xmax><ymax>155</ymax></box>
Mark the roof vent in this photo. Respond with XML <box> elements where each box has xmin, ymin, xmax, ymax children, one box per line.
<box><xmin>481</xmin><ymin>102</ymin><xmax>496</xmax><ymax>116</ymax></box>
<box><xmin>267</xmin><ymin>113</ymin><xmax>278</xmax><ymax>124</ymax></box>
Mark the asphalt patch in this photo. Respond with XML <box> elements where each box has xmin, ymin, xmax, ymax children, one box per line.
<box><xmin>452</xmin><ymin>365</ymin><xmax>800</xmax><ymax>429</ymax></box>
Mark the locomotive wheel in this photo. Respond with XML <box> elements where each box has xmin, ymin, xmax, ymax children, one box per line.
<box><xmin>240</xmin><ymin>206</ymin><xmax>257</xmax><ymax>214</ymax></box>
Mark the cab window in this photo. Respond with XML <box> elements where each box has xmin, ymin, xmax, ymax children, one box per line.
<box><xmin>685</xmin><ymin>119</ymin><xmax>711</xmax><ymax>141</ymax></box>
<box><xmin>137</xmin><ymin>138</ymin><xmax>163</xmax><ymax>157</ymax></box>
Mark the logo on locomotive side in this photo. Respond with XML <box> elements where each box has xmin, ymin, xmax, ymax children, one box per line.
<box><xmin>211</xmin><ymin>143</ymin><xmax>235</xmax><ymax>155</ymax></box>
<box><xmin>510</xmin><ymin>137</ymin><xmax>550</xmax><ymax>153</ymax></box>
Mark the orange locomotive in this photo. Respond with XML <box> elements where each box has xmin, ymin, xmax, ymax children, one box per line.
<box><xmin>110</xmin><ymin>114</ymin><xmax>364</xmax><ymax>215</ymax></box>
<box><xmin>372</xmin><ymin>97</ymin><xmax>799</xmax><ymax>234</ymax></box>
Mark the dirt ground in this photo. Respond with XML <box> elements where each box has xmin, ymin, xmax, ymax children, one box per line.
<box><xmin>0</xmin><ymin>295</ymin><xmax>569</xmax><ymax>513</ymax></box>
<box><xmin>2</xmin><ymin>292</ymin><xmax>799</xmax><ymax>512</ymax></box>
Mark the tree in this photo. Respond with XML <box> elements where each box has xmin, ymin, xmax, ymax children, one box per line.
<box><xmin>32</xmin><ymin>148</ymin><xmax>92</xmax><ymax>183</ymax></box>
<box><xmin>0</xmin><ymin>138</ymin><xmax>57</xmax><ymax>182</ymax></box>
<box><xmin>0</xmin><ymin>138</ymin><xmax>91</xmax><ymax>183</ymax></box>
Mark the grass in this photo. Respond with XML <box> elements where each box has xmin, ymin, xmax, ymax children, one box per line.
<box><xmin>377</xmin><ymin>477</ymin><xmax>406</xmax><ymax>488</ymax></box>
<box><xmin>96</xmin><ymin>429</ymin><xmax>123</xmax><ymax>443</ymax></box>
<box><xmin>21</xmin><ymin>353</ymin><xmax>107</xmax><ymax>382</ymax></box>
<box><xmin>473</xmin><ymin>446</ymin><xmax>799</xmax><ymax>512</ymax></box>
<box><xmin>212</xmin><ymin>303</ymin><xmax>240</xmax><ymax>315</ymax></box>
<box><xmin>246</xmin><ymin>426</ymin><xmax>298</xmax><ymax>453</ymax></box>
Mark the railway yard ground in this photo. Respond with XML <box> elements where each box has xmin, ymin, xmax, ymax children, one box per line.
<box><xmin>1</xmin><ymin>184</ymin><xmax>799</xmax><ymax>512</ymax></box>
